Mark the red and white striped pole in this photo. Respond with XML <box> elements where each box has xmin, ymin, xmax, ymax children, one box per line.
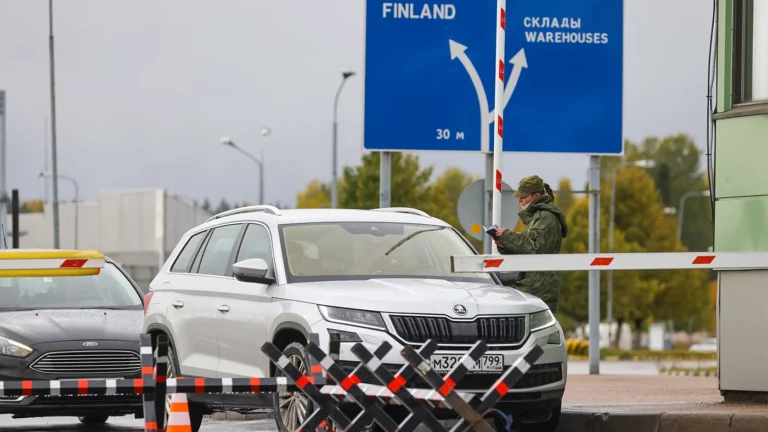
<box><xmin>492</xmin><ymin>0</ymin><xmax>506</xmax><ymax>252</ymax></box>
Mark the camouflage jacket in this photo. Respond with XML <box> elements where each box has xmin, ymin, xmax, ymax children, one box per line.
<box><xmin>496</xmin><ymin>195</ymin><xmax>568</xmax><ymax>311</ymax></box>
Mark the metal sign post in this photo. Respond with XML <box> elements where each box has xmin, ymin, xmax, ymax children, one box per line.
<box><xmin>587</xmin><ymin>155</ymin><xmax>601</xmax><ymax>374</ymax></box>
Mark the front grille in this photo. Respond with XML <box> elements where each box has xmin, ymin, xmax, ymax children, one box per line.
<box><xmin>337</xmin><ymin>361</ymin><xmax>562</xmax><ymax>390</ymax></box>
<box><xmin>390</xmin><ymin>315</ymin><xmax>527</xmax><ymax>345</ymax></box>
<box><xmin>31</xmin><ymin>350</ymin><xmax>141</xmax><ymax>376</ymax></box>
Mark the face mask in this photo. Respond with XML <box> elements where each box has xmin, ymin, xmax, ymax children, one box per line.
<box><xmin>521</xmin><ymin>201</ymin><xmax>531</xmax><ymax>211</ymax></box>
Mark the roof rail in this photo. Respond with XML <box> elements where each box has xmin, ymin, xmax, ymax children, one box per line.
<box><xmin>205</xmin><ymin>205</ymin><xmax>282</xmax><ymax>222</ymax></box>
<box><xmin>371</xmin><ymin>207</ymin><xmax>431</xmax><ymax>218</ymax></box>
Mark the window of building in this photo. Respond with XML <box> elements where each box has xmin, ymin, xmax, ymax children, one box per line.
<box><xmin>733</xmin><ymin>0</ymin><xmax>768</xmax><ymax>104</ymax></box>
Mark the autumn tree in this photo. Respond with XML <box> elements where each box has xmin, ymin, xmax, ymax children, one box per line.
<box><xmin>423</xmin><ymin>167</ymin><xmax>480</xmax><ymax>249</ymax></box>
<box><xmin>554</xmin><ymin>179</ymin><xmax>576</xmax><ymax>215</ymax></box>
<box><xmin>20</xmin><ymin>200</ymin><xmax>45</xmax><ymax>213</ymax></box>
<box><xmin>296</xmin><ymin>180</ymin><xmax>332</xmax><ymax>209</ymax></box>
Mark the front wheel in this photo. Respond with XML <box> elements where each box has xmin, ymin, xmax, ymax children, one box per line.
<box><xmin>157</xmin><ymin>341</ymin><xmax>205</xmax><ymax>432</ymax></box>
<box><xmin>78</xmin><ymin>414</ymin><xmax>108</xmax><ymax>425</ymax></box>
<box><xmin>272</xmin><ymin>342</ymin><xmax>314</xmax><ymax>432</ymax></box>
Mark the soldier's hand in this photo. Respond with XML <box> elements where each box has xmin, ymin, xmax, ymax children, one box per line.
<box><xmin>496</xmin><ymin>228</ymin><xmax>506</xmax><ymax>236</ymax></box>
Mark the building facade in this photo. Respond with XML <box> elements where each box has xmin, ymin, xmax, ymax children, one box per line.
<box><xmin>6</xmin><ymin>189</ymin><xmax>212</xmax><ymax>291</ymax></box>
<box><xmin>714</xmin><ymin>0</ymin><xmax>768</xmax><ymax>400</ymax></box>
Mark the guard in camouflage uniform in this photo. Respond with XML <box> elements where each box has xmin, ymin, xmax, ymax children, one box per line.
<box><xmin>495</xmin><ymin>175</ymin><xmax>568</xmax><ymax>312</ymax></box>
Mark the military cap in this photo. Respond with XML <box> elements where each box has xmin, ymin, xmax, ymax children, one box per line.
<box><xmin>513</xmin><ymin>175</ymin><xmax>545</xmax><ymax>198</ymax></box>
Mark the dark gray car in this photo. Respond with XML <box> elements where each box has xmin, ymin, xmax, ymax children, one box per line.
<box><xmin>0</xmin><ymin>258</ymin><xmax>145</xmax><ymax>425</ymax></box>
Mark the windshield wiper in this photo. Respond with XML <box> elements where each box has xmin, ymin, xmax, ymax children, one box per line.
<box><xmin>384</xmin><ymin>226</ymin><xmax>446</xmax><ymax>256</ymax></box>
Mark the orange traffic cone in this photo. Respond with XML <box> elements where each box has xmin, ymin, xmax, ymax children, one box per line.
<box><xmin>165</xmin><ymin>393</ymin><xmax>192</xmax><ymax>432</ymax></box>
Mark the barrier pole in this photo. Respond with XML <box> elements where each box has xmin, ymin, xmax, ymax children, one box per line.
<box><xmin>154</xmin><ymin>334</ymin><xmax>169</xmax><ymax>430</ymax></box>
<box><xmin>491</xmin><ymin>0</ymin><xmax>506</xmax><ymax>254</ymax></box>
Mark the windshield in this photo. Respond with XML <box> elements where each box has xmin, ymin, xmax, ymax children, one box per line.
<box><xmin>279</xmin><ymin>222</ymin><xmax>493</xmax><ymax>283</ymax></box>
<box><xmin>0</xmin><ymin>263</ymin><xmax>143</xmax><ymax>311</ymax></box>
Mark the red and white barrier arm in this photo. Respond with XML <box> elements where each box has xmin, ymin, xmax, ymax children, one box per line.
<box><xmin>450</xmin><ymin>252</ymin><xmax>768</xmax><ymax>273</ymax></box>
<box><xmin>0</xmin><ymin>250</ymin><xmax>105</xmax><ymax>277</ymax></box>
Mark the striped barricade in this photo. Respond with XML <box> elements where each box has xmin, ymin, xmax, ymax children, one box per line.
<box><xmin>0</xmin><ymin>332</ymin><xmax>544</xmax><ymax>432</ymax></box>
<box><xmin>262</xmin><ymin>337</ymin><xmax>544</xmax><ymax>432</ymax></box>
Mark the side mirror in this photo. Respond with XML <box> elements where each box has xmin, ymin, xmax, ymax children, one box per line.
<box><xmin>496</xmin><ymin>271</ymin><xmax>520</xmax><ymax>287</ymax></box>
<box><xmin>233</xmin><ymin>258</ymin><xmax>274</xmax><ymax>285</ymax></box>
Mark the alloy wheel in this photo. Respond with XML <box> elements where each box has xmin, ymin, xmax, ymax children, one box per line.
<box><xmin>277</xmin><ymin>354</ymin><xmax>309</xmax><ymax>430</ymax></box>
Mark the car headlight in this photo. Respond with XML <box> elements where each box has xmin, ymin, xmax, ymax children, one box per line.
<box><xmin>529</xmin><ymin>310</ymin><xmax>556</xmax><ymax>332</ymax></box>
<box><xmin>0</xmin><ymin>336</ymin><xmax>34</xmax><ymax>358</ymax></box>
<box><xmin>318</xmin><ymin>306</ymin><xmax>386</xmax><ymax>330</ymax></box>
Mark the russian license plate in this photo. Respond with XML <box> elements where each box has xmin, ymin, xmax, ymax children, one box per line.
<box><xmin>429</xmin><ymin>354</ymin><xmax>504</xmax><ymax>373</ymax></box>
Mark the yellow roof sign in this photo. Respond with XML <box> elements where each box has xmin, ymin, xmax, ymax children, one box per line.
<box><xmin>0</xmin><ymin>249</ymin><xmax>105</xmax><ymax>278</ymax></box>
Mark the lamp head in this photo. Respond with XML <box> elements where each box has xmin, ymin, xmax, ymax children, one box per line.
<box><xmin>342</xmin><ymin>69</ymin><xmax>356</xmax><ymax>79</ymax></box>
<box><xmin>220</xmin><ymin>136</ymin><xmax>234</xmax><ymax>146</ymax></box>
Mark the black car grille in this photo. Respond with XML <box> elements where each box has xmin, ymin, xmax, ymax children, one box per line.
<box><xmin>337</xmin><ymin>361</ymin><xmax>562</xmax><ymax>390</ymax></box>
<box><xmin>30</xmin><ymin>350</ymin><xmax>142</xmax><ymax>376</ymax></box>
<box><xmin>390</xmin><ymin>315</ymin><xmax>527</xmax><ymax>345</ymax></box>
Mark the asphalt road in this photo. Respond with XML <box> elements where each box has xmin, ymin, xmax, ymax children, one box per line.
<box><xmin>0</xmin><ymin>415</ymin><xmax>279</xmax><ymax>432</ymax></box>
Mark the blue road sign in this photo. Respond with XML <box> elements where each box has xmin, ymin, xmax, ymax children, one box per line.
<box><xmin>363</xmin><ymin>1</ymin><xmax>623</xmax><ymax>154</ymax></box>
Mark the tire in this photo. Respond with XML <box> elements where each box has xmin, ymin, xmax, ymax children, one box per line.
<box><xmin>272</xmin><ymin>342</ymin><xmax>315</xmax><ymax>432</ymax></box>
<box><xmin>156</xmin><ymin>338</ymin><xmax>205</xmax><ymax>432</ymax></box>
<box><xmin>78</xmin><ymin>414</ymin><xmax>108</xmax><ymax>424</ymax></box>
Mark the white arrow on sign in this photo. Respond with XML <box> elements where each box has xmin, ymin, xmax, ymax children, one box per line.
<box><xmin>449</xmin><ymin>40</ymin><xmax>528</xmax><ymax>153</ymax></box>
<box><xmin>450</xmin><ymin>40</ymin><xmax>490</xmax><ymax>152</ymax></box>
<box><xmin>486</xmin><ymin>48</ymin><xmax>528</xmax><ymax>124</ymax></box>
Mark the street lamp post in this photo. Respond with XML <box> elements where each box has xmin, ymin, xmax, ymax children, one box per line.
<box><xmin>331</xmin><ymin>69</ymin><xmax>356</xmax><ymax>209</ymax></box>
<box><xmin>220</xmin><ymin>134</ymin><xmax>267</xmax><ymax>205</ymax></box>
<box><xmin>48</xmin><ymin>0</ymin><xmax>61</xmax><ymax>249</ymax></box>
<box><xmin>39</xmin><ymin>171</ymin><xmax>77</xmax><ymax>249</ymax></box>
<box><xmin>677</xmin><ymin>191</ymin><xmax>710</xmax><ymax>240</ymax></box>
<box><xmin>607</xmin><ymin>159</ymin><xmax>656</xmax><ymax>345</ymax></box>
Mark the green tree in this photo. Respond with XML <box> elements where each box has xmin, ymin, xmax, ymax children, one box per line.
<box><xmin>341</xmin><ymin>152</ymin><xmax>433</xmax><ymax>209</ymax></box>
<box><xmin>201</xmin><ymin>198</ymin><xmax>211</xmax><ymax>212</ymax></box>
<box><xmin>215</xmin><ymin>199</ymin><xmax>231</xmax><ymax>214</ymax></box>
<box><xmin>631</xmin><ymin>134</ymin><xmax>714</xmax><ymax>253</ymax></box>
<box><xmin>559</xmin><ymin>165</ymin><xmax>710</xmax><ymax>343</ymax></box>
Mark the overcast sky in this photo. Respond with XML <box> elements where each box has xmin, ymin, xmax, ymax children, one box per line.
<box><xmin>0</xmin><ymin>0</ymin><xmax>714</xmax><ymax>207</ymax></box>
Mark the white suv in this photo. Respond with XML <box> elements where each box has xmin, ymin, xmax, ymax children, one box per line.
<box><xmin>142</xmin><ymin>206</ymin><xmax>566</xmax><ymax>432</ymax></box>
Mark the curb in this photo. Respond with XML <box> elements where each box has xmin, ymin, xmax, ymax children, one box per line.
<box><xmin>205</xmin><ymin>412</ymin><xmax>273</xmax><ymax>421</ymax></box>
<box><xmin>559</xmin><ymin>411</ymin><xmax>768</xmax><ymax>432</ymax></box>
<box><xmin>660</xmin><ymin>370</ymin><xmax>718</xmax><ymax>377</ymax></box>
<box><xmin>568</xmin><ymin>355</ymin><xmax>717</xmax><ymax>362</ymax></box>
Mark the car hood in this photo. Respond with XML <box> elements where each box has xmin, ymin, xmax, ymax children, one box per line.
<box><xmin>275</xmin><ymin>279</ymin><xmax>548</xmax><ymax>317</ymax></box>
<box><xmin>0</xmin><ymin>309</ymin><xmax>143</xmax><ymax>347</ymax></box>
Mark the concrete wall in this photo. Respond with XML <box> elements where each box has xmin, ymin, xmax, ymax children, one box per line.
<box><xmin>6</xmin><ymin>189</ymin><xmax>213</xmax><ymax>292</ymax></box>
